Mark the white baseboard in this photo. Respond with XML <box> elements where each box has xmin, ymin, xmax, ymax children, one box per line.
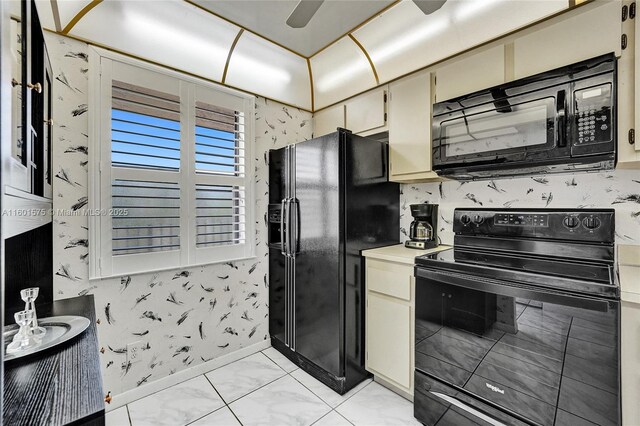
<box><xmin>107</xmin><ymin>340</ymin><xmax>271</xmax><ymax>411</ymax></box>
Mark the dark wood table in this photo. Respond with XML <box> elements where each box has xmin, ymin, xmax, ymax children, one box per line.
<box><xmin>4</xmin><ymin>295</ymin><xmax>105</xmax><ymax>425</ymax></box>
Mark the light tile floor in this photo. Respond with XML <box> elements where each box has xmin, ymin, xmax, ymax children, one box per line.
<box><xmin>106</xmin><ymin>347</ymin><xmax>418</xmax><ymax>426</ymax></box>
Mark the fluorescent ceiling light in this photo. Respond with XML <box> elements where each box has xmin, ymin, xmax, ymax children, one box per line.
<box><xmin>316</xmin><ymin>60</ymin><xmax>371</xmax><ymax>92</ymax></box>
<box><xmin>230</xmin><ymin>53</ymin><xmax>292</xmax><ymax>85</ymax></box>
<box><xmin>454</xmin><ymin>0</ymin><xmax>501</xmax><ymax>21</ymax></box>
<box><xmin>126</xmin><ymin>9</ymin><xmax>228</xmax><ymax>61</ymax></box>
<box><xmin>370</xmin><ymin>17</ymin><xmax>449</xmax><ymax>63</ymax></box>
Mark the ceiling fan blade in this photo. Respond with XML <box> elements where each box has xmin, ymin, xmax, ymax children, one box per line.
<box><xmin>412</xmin><ymin>0</ymin><xmax>447</xmax><ymax>15</ymax></box>
<box><xmin>286</xmin><ymin>0</ymin><xmax>324</xmax><ymax>28</ymax></box>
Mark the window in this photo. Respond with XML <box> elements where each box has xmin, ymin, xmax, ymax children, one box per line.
<box><xmin>89</xmin><ymin>48</ymin><xmax>254</xmax><ymax>278</ymax></box>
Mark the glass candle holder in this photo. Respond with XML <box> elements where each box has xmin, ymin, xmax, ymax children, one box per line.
<box><xmin>20</xmin><ymin>287</ymin><xmax>46</xmax><ymax>336</ymax></box>
<box><xmin>7</xmin><ymin>310</ymin><xmax>39</xmax><ymax>352</ymax></box>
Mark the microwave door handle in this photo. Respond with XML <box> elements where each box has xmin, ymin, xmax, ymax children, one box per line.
<box><xmin>557</xmin><ymin>90</ymin><xmax>567</xmax><ymax>147</ymax></box>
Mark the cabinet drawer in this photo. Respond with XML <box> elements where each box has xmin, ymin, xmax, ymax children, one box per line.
<box><xmin>367</xmin><ymin>266</ymin><xmax>411</xmax><ymax>301</ymax></box>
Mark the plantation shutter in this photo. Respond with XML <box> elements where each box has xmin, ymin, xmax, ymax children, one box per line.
<box><xmin>191</xmin><ymin>85</ymin><xmax>252</xmax><ymax>264</ymax></box>
<box><xmin>92</xmin><ymin>54</ymin><xmax>254</xmax><ymax>278</ymax></box>
<box><xmin>98</xmin><ymin>59</ymin><xmax>185</xmax><ymax>276</ymax></box>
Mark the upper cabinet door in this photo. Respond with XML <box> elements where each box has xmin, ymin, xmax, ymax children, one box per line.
<box><xmin>435</xmin><ymin>45</ymin><xmax>506</xmax><ymax>102</ymax></box>
<box><xmin>388</xmin><ymin>71</ymin><xmax>437</xmax><ymax>180</ymax></box>
<box><xmin>513</xmin><ymin>0</ymin><xmax>622</xmax><ymax>80</ymax></box>
<box><xmin>313</xmin><ymin>103</ymin><xmax>345</xmax><ymax>138</ymax></box>
<box><xmin>345</xmin><ymin>87</ymin><xmax>387</xmax><ymax>134</ymax></box>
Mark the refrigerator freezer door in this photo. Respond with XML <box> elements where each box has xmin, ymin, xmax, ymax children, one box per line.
<box><xmin>268</xmin><ymin>247</ymin><xmax>286</xmax><ymax>345</ymax></box>
<box><xmin>268</xmin><ymin>147</ymin><xmax>289</xmax><ymax>348</ymax></box>
<box><xmin>293</xmin><ymin>134</ymin><xmax>342</xmax><ymax>378</ymax></box>
<box><xmin>269</xmin><ymin>147</ymin><xmax>287</xmax><ymax>204</ymax></box>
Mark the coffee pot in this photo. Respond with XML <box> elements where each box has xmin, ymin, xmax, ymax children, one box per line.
<box><xmin>405</xmin><ymin>203</ymin><xmax>438</xmax><ymax>250</ymax></box>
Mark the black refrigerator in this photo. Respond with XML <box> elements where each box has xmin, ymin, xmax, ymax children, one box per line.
<box><xmin>268</xmin><ymin>129</ymin><xmax>399</xmax><ymax>394</ymax></box>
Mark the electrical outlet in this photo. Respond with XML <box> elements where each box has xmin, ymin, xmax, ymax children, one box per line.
<box><xmin>126</xmin><ymin>341</ymin><xmax>143</xmax><ymax>363</ymax></box>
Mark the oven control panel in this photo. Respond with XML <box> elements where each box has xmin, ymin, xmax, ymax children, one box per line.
<box><xmin>453</xmin><ymin>209</ymin><xmax>614</xmax><ymax>243</ymax></box>
<box><xmin>494</xmin><ymin>213</ymin><xmax>549</xmax><ymax>227</ymax></box>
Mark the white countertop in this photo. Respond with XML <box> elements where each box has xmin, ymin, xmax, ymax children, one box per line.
<box><xmin>361</xmin><ymin>244</ymin><xmax>450</xmax><ymax>266</ymax></box>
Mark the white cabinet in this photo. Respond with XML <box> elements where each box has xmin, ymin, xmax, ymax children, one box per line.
<box><xmin>435</xmin><ymin>45</ymin><xmax>506</xmax><ymax>102</ymax></box>
<box><xmin>513</xmin><ymin>0</ymin><xmax>622</xmax><ymax>79</ymax></box>
<box><xmin>367</xmin><ymin>292</ymin><xmax>412</xmax><ymax>389</ymax></box>
<box><xmin>632</xmin><ymin>0</ymin><xmax>640</xmax><ymax>159</ymax></box>
<box><xmin>617</xmin><ymin>0</ymin><xmax>640</xmax><ymax>165</ymax></box>
<box><xmin>313</xmin><ymin>87</ymin><xmax>387</xmax><ymax>137</ymax></box>
<box><xmin>364</xmin><ymin>256</ymin><xmax>415</xmax><ymax>398</ymax></box>
<box><xmin>388</xmin><ymin>71</ymin><xmax>438</xmax><ymax>182</ymax></box>
<box><xmin>313</xmin><ymin>103</ymin><xmax>345</xmax><ymax>137</ymax></box>
<box><xmin>345</xmin><ymin>87</ymin><xmax>387</xmax><ymax>134</ymax></box>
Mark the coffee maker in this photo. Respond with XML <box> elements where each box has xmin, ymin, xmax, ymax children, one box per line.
<box><xmin>405</xmin><ymin>203</ymin><xmax>438</xmax><ymax>250</ymax></box>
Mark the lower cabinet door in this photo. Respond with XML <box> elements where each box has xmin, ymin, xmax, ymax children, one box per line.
<box><xmin>367</xmin><ymin>292</ymin><xmax>411</xmax><ymax>388</ymax></box>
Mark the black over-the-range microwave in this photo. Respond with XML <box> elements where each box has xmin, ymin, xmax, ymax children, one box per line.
<box><xmin>432</xmin><ymin>53</ymin><xmax>617</xmax><ymax>179</ymax></box>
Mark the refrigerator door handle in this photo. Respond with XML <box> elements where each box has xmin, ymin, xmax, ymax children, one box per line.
<box><xmin>284</xmin><ymin>198</ymin><xmax>292</xmax><ymax>257</ymax></box>
<box><xmin>280</xmin><ymin>199</ymin><xmax>287</xmax><ymax>256</ymax></box>
<box><xmin>289</xmin><ymin>199</ymin><xmax>299</xmax><ymax>256</ymax></box>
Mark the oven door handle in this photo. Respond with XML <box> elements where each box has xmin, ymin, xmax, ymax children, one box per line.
<box><xmin>415</xmin><ymin>267</ymin><xmax>612</xmax><ymax>312</ymax></box>
<box><xmin>430</xmin><ymin>392</ymin><xmax>507</xmax><ymax>426</ymax></box>
<box><xmin>557</xmin><ymin>89</ymin><xmax>567</xmax><ymax>147</ymax></box>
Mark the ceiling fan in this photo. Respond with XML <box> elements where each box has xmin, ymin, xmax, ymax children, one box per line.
<box><xmin>286</xmin><ymin>0</ymin><xmax>448</xmax><ymax>29</ymax></box>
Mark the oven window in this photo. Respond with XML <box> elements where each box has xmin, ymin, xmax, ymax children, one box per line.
<box><xmin>415</xmin><ymin>279</ymin><xmax>619</xmax><ymax>426</ymax></box>
<box><xmin>440</xmin><ymin>97</ymin><xmax>555</xmax><ymax>157</ymax></box>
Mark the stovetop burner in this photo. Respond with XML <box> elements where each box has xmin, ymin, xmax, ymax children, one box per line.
<box><xmin>416</xmin><ymin>208</ymin><xmax>619</xmax><ymax>299</ymax></box>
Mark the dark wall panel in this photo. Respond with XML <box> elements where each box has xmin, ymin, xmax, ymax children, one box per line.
<box><xmin>4</xmin><ymin>222</ymin><xmax>53</xmax><ymax>324</ymax></box>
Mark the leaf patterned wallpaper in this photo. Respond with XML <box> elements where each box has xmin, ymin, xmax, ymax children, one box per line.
<box><xmin>46</xmin><ymin>33</ymin><xmax>313</xmax><ymax>396</ymax></box>
<box><xmin>400</xmin><ymin>172</ymin><xmax>640</xmax><ymax>246</ymax></box>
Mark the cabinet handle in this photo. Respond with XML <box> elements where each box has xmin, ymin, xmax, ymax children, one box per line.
<box><xmin>44</xmin><ymin>119</ymin><xmax>53</xmax><ymax>125</ymax></box>
<box><xmin>11</xmin><ymin>79</ymin><xmax>42</xmax><ymax>93</ymax></box>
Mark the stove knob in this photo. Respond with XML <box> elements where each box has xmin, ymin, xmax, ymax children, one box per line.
<box><xmin>460</xmin><ymin>214</ymin><xmax>471</xmax><ymax>225</ymax></box>
<box><xmin>473</xmin><ymin>215</ymin><xmax>484</xmax><ymax>224</ymax></box>
<box><xmin>583</xmin><ymin>217</ymin><xmax>601</xmax><ymax>230</ymax></box>
<box><xmin>563</xmin><ymin>216</ymin><xmax>579</xmax><ymax>228</ymax></box>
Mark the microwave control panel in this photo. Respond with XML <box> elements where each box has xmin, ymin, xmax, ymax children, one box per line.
<box><xmin>574</xmin><ymin>83</ymin><xmax>612</xmax><ymax>145</ymax></box>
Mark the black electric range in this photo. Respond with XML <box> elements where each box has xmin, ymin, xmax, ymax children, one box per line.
<box><xmin>413</xmin><ymin>208</ymin><xmax>620</xmax><ymax>426</ymax></box>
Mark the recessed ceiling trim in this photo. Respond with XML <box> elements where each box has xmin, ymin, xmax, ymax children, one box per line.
<box><xmin>222</xmin><ymin>29</ymin><xmax>244</xmax><ymax>84</ymax></box>
<box><xmin>183</xmin><ymin>0</ymin><xmax>308</xmax><ymax>59</ymax></box>
<box><xmin>348</xmin><ymin>33</ymin><xmax>379</xmax><ymax>85</ymax></box>
<box><xmin>61</xmin><ymin>0</ymin><xmax>103</xmax><ymax>34</ymax></box>
<box><xmin>309</xmin><ymin>0</ymin><xmax>401</xmax><ymax>58</ymax></box>
<box><xmin>307</xmin><ymin>57</ymin><xmax>315</xmax><ymax>111</ymax></box>
<box><xmin>50</xmin><ymin>0</ymin><xmax>62</xmax><ymax>32</ymax></box>
<box><xmin>43</xmin><ymin>28</ymin><xmax>312</xmax><ymax>113</ymax></box>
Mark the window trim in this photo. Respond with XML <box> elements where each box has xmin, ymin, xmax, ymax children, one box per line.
<box><xmin>88</xmin><ymin>46</ymin><xmax>255</xmax><ymax>280</ymax></box>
